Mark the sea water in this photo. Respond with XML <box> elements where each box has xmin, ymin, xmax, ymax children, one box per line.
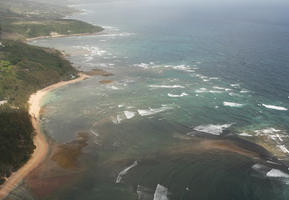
<box><xmin>20</xmin><ymin>0</ymin><xmax>289</xmax><ymax>199</ymax></box>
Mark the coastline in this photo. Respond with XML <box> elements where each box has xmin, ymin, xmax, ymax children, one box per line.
<box><xmin>25</xmin><ymin>31</ymin><xmax>104</xmax><ymax>42</ymax></box>
<box><xmin>0</xmin><ymin>73</ymin><xmax>90</xmax><ymax>200</ymax></box>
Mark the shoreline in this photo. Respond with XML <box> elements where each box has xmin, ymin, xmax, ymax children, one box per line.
<box><xmin>0</xmin><ymin>73</ymin><xmax>90</xmax><ymax>200</ymax></box>
<box><xmin>25</xmin><ymin>31</ymin><xmax>105</xmax><ymax>42</ymax></box>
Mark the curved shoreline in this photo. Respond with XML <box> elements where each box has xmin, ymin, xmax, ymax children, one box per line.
<box><xmin>25</xmin><ymin>31</ymin><xmax>104</xmax><ymax>42</ymax></box>
<box><xmin>0</xmin><ymin>73</ymin><xmax>89</xmax><ymax>200</ymax></box>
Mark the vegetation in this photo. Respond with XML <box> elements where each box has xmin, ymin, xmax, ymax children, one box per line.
<box><xmin>0</xmin><ymin>0</ymin><xmax>103</xmax><ymax>40</ymax></box>
<box><xmin>0</xmin><ymin>39</ymin><xmax>77</xmax><ymax>183</ymax></box>
<box><xmin>0</xmin><ymin>40</ymin><xmax>77</xmax><ymax>106</ymax></box>
<box><xmin>0</xmin><ymin>106</ymin><xmax>34</xmax><ymax>184</ymax></box>
<box><xmin>0</xmin><ymin>0</ymin><xmax>103</xmax><ymax>184</ymax></box>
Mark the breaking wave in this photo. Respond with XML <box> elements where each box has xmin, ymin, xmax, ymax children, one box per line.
<box><xmin>193</xmin><ymin>124</ymin><xmax>232</xmax><ymax>135</ymax></box>
<box><xmin>153</xmin><ymin>184</ymin><xmax>169</xmax><ymax>200</ymax></box>
<box><xmin>116</xmin><ymin>161</ymin><xmax>138</xmax><ymax>183</ymax></box>
<box><xmin>262</xmin><ymin>104</ymin><xmax>288</xmax><ymax>111</ymax></box>
<box><xmin>168</xmin><ymin>92</ymin><xmax>188</xmax><ymax>97</ymax></box>
<box><xmin>138</xmin><ymin>105</ymin><xmax>174</xmax><ymax>116</ymax></box>
<box><xmin>149</xmin><ymin>85</ymin><xmax>185</xmax><ymax>89</ymax></box>
<box><xmin>223</xmin><ymin>102</ymin><xmax>244</xmax><ymax>107</ymax></box>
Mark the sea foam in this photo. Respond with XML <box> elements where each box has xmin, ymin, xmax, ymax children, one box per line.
<box><xmin>116</xmin><ymin>161</ymin><xmax>138</xmax><ymax>183</ymax></box>
<box><xmin>124</xmin><ymin>111</ymin><xmax>136</xmax><ymax>119</ymax></box>
<box><xmin>153</xmin><ymin>184</ymin><xmax>169</xmax><ymax>200</ymax></box>
<box><xmin>277</xmin><ymin>145</ymin><xmax>289</xmax><ymax>154</ymax></box>
<box><xmin>262</xmin><ymin>104</ymin><xmax>288</xmax><ymax>111</ymax></box>
<box><xmin>138</xmin><ymin>105</ymin><xmax>173</xmax><ymax>116</ymax></box>
<box><xmin>193</xmin><ymin>124</ymin><xmax>232</xmax><ymax>135</ymax></box>
<box><xmin>149</xmin><ymin>85</ymin><xmax>185</xmax><ymax>89</ymax></box>
<box><xmin>223</xmin><ymin>102</ymin><xmax>244</xmax><ymax>108</ymax></box>
<box><xmin>266</xmin><ymin>169</ymin><xmax>289</xmax><ymax>178</ymax></box>
<box><xmin>168</xmin><ymin>92</ymin><xmax>188</xmax><ymax>98</ymax></box>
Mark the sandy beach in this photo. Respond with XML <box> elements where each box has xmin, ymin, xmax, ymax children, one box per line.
<box><xmin>25</xmin><ymin>31</ymin><xmax>104</xmax><ymax>42</ymax></box>
<box><xmin>0</xmin><ymin>73</ymin><xmax>89</xmax><ymax>200</ymax></box>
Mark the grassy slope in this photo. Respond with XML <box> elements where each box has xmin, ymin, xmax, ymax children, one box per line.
<box><xmin>0</xmin><ymin>0</ymin><xmax>102</xmax><ymax>184</ymax></box>
<box><xmin>0</xmin><ymin>0</ymin><xmax>103</xmax><ymax>40</ymax></box>
<box><xmin>0</xmin><ymin>40</ymin><xmax>77</xmax><ymax>184</ymax></box>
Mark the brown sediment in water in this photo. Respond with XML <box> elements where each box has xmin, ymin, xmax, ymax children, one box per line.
<box><xmin>0</xmin><ymin>73</ymin><xmax>89</xmax><ymax>200</ymax></box>
<box><xmin>167</xmin><ymin>137</ymin><xmax>270</xmax><ymax>161</ymax></box>
<box><xmin>51</xmin><ymin>132</ymin><xmax>89</xmax><ymax>169</ymax></box>
<box><xmin>99</xmin><ymin>80</ymin><xmax>113</xmax><ymax>84</ymax></box>
<box><xmin>23</xmin><ymin>132</ymin><xmax>89</xmax><ymax>199</ymax></box>
<box><xmin>84</xmin><ymin>69</ymin><xmax>113</xmax><ymax>76</ymax></box>
<box><xmin>200</xmin><ymin>140</ymin><xmax>260</xmax><ymax>159</ymax></box>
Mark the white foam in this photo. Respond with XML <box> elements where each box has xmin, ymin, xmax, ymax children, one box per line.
<box><xmin>0</xmin><ymin>100</ymin><xmax>7</xmax><ymax>106</ymax></box>
<box><xmin>254</xmin><ymin>128</ymin><xmax>281</xmax><ymax>135</ymax></box>
<box><xmin>124</xmin><ymin>111</ymin><xmax>135</xmax><ymax>119</ymax></box>
<box><xmin>228</xmin><ymin>92</ymin><xmax>241</xmax><ymax>97</ymax></box>
<box><xmin>111</xmin><ymin>86</ymin><xmax>119</xmax><ymax>90</ymax></box>
<box><xmin>116</xmin><ymin>161</ymin><xmax>138</xmax><ymax>183</ymax></box>
<box><xmin>230</xmin><ymin>83</ymin><xmax>240</xmax><ymax>88</ymax></box>
<box><xmin>112</xmin><ymin>114</ymin><xmax>125</xmax><ymax>124</ymax></box>
<box><xmin>149</xmin><ymin>85</ymin><xmax>185</xmax><ymax>89</ymax></box>
<box><xmin>266</xmin><ymin>169</ymin><xmax>289</xmax><ymax>178</ymax></box>
<box><xmin>138</xmin><ymin>105</ymin><xmax>173</xmax><ymax>116</ymax></box>
<box><xmin>164</xmin><ymin>64</ymin><xmax>195</xmax><ymax>72</ymax></box>
<box><xmin>90</xmin><ymin>130</ymin><xmax>99</xmax><ymax>137</ymax></box>
<box><xmin>262</xmin><ymin>104</ymin><xmax>288</xmax><ymax>111</ymax></box>
<box><xmin>223</xmin><ymin>102</ymin><xmax>244</xmax><ymax>108</ymax></box>
<box><xmin>239</xmin><ymin>132</ymin><xmax>253</xmax><ymax>137</ymax></box>
<box><xmin>213</xmin><ymin>86</ymin><xmax>231</xmax><ymax>91</ymax></box>
<box><xmin>195</xmin><ymin>88</ymin><xmax>223</xmax><ymax>94</ymax></box>
<box><xmin>277</xmin><ymin>145</ymin><xmax>289</xmax><ymax>154</ymax></box>
<box><xmin>252</xmin><ymin>163</ymin><xmax>266</xmax><ymax>171</ymax></box>
<box><xmin>168</xmin><ymin>92</ymin><xmax>188</xmax><ymax>98</ymax></box>
<box><xmin>153</xmin><ymin>184</ymin><xmax>169</xmax><ymax>200</ymax></box>
<box><xmin>193</xmin><ymin>124</ymin><xmax>232</xmax><ymax>135</ymax></box>
<box><xmin>240</xmin><ymin>89</ymin><xmax>249</xmax><ymax>93</ymax></box>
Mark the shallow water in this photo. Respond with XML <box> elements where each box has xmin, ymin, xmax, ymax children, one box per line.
<box><xmin>11</xmin><ymin>0</ymin><xmax>289</xmax><ymax>199</ymax></box>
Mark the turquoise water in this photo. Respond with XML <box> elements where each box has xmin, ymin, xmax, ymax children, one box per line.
<box><xmin>22</xmin><ymin>0</ymin><xmax>289</xmax><ymax>199</ymax></box>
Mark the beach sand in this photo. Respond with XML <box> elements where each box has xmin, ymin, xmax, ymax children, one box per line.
<box><xmin>0</xmin><ymin>73</ymin><xmax>89</xmax><ymax>200</ymax></box>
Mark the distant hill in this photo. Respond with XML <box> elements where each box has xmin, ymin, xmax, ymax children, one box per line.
<box><xmin>0</xmin><ymin>0</ymin><xmax>103</xmax><ymax>40</ymax></box>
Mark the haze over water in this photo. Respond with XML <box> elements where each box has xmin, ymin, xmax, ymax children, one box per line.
<box><xmin>20</xmin><ymin>0</ymin><xmax>289</xmax><ymax>199</ymax></box>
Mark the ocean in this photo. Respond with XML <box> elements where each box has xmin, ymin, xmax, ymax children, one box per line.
<box><xmin>12</xmin><ymin>0</ymin><xmax>289</xmax><ymax>199</ymax></box>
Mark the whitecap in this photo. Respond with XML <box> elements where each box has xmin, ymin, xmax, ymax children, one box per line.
<box><xmin>138</xmin><ymin>105</ymin><xmax>173</xmax><ymax>116</ymax></box>
<box><xmin>240</xmin><ymin>89</ymin><xmax>249</xmax><ymax>93</ymax></box>
<box><xmin>153</xmin><ymin>184</ymin><xmax>169</xmax><ymax>200</ymax></box>
<box><xmin>116</xmin><ymin>161</ymin><xmax>138</xmax><ymax>183</ymax></box>
<box><xmin>239</xmin><ymin>132</ymin><xmax>253</xmax><ymax>137</ymax></box>
<box><xmin>112</xmin><ymin>114</ymin><xmax>125</xmax><ymax>124</ymax></box>
<box><xmin>168</xmin><ymin>92</ymin><xmax>188</xmax><ymax>98</ymax></box>
<box><xmin>228</xmin><ymin>92</ymin><xmax>241</xmax><ymax>97</ymax></box>
<box><xmin>0</xmin><ymin>100</ymin><xmax>7</xmax><ymax>106</ymax></box>
<box><xmin>254</xmin><ymin>128</ymin><xmax>281</xmax><ymax>135</ymax></box>
<box><xmin>223</xmin><ymin>102</ymin><xmax>244</xmax><ymax>108</ymax></box>
<box><xmin>195</xmin><ymin>88</ymin><xmax>223</xmax><ymax>94</ymax></box>
<box><xmin>124</xmin><ymin>111</ymin><xmax>136</xmax><ymax>119</ymax></box>
<box><xmin>213</xmin><ymin>86</ymin><xmax>231</xmax><ymax>91</ymax></box>
<box><xmin>193</xmin><ymin>124</ymin><xmax>232</xmax><ymax>135</ymax></box>
<box><xmin>149</xmin><ymin>85</ymin><xmax>185</xmax><ymax>89</ymax></box>
<box><xmin>164</xmin><ymin>64</ymin><xmax>195</xmax><ymax>73</ymax></box>
<box><xmin>266</xmin><ymin>169</ymin><xmax>289</xmax><ymax>178</ymax></box>
<box><xmin>111</xmin><ymin>86</ymin><xmax>119</xmax><ymax>90</ymax></box>
<box><xmin>230</xmin><ymin>83</ymin><xmax>240</xmax><ymax>88</ymax></box>
<box><xmin>90</xmin><ymin>130</ymin><xmax>99</xmax><ymax>136</ymax></box>
<box><xmin>262</xmin><ymin>104</ymin><xmax>287</xmax><ymax>111</ymax></box>
<box><xmin>277</xmin><ymin>145</ymin><xmax>289</xmax><ymax>154</ymax></box>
